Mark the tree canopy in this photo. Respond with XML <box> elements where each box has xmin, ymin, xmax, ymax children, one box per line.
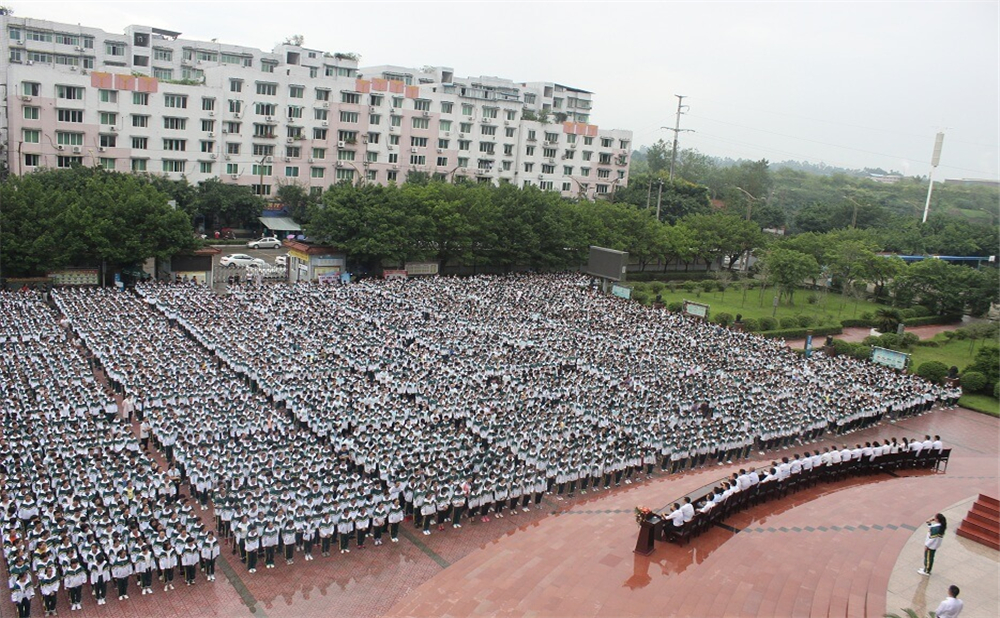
<box><xmin>0</xmin><ymin>167</ymin><xmax>197</xmax><ymax>278</ymax></box>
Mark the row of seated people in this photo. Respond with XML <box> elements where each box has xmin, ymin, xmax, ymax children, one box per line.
<box><xmin>658</xmin><ymin>436</ymin><xmax>950</xmax><ymax>545</ymax></box>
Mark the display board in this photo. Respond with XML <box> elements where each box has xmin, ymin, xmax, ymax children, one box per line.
<box><xmin>871</xmin><ymin>346</ymin><xmax>909</xmax><ymax>370</ymax></box>
<box><xmin>682</xmin><ymin>300</ymin><xmax>710</xmax><ymax>320</ymax></box>
<box><xmin>611</xmin><ymin>284</ymin><xmax>632</xmax><ymax>300</ymax></box>
<box><xmin>584</xmin><ymin>246</ymin><xmax>628</xmax><ymax>282</ymax></box>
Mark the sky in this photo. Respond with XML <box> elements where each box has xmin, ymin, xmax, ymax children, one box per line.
<box><xmin>13</xmin><ymin>0</ymin><xmax>1000</xmax><ymax>180</ymax></box>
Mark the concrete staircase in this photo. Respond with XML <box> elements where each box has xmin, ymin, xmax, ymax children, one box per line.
<box><xmin>956</xmin><ymin>494</ymin><xmax>1000</xmax><ymax>551</ymax></box>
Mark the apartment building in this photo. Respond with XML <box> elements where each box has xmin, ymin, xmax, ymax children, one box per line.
<box><xmin>2</xmin><ymin>16</ymin><xmax>631</xmax><ymax>200</ymax></box>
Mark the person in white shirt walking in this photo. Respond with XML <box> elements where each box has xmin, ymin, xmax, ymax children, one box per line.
<box><xmin>935</xmin><ymin>584</ymin><xmax>963</xmax><ymax>618</ymax></box>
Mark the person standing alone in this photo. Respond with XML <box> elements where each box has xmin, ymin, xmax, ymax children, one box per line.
<box><xmin>935</xmin><ymin>585</ymin><xmax>963</xmax><ymax>618</ymax></box>
<box><xmin>918</xmin><ymin>513</ymin><xmax>946</xmax><ymax>576</ymax></box>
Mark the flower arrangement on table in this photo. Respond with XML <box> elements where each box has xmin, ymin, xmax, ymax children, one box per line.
<box><xmin>634</xmin><ymin>506</ymin><xmax>652</xmax><ymax>526</ymax></box>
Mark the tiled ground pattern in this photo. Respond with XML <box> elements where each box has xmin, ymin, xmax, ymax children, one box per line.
<box><xmin>2</xmin><ymin>407</ymin><xmax>996</xmax><ymax>618</ymax></box>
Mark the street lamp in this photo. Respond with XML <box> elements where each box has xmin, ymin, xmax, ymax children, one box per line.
<box><xmin>733</xmin><ymin>186</ymin><xmax>758</xmax><ymax>222</ymax></box>
<box><xmin>842</xmin><ymin>195</ymin><xmax>862</xmax><ymax>229</ymax></box>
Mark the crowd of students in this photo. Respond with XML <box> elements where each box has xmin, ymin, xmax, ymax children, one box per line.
<box><xmin>2</xmin><ymin>272</ymin><xmax>951</xmax><ymax>615</ymax></box>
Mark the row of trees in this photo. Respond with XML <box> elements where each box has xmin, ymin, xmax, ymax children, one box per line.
<box><xmin>633</xmin><ymin>143</ymin><xmax>999</xmax><ymax>252</ymax></box>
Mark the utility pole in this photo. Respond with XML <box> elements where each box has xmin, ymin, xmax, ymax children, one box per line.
<box><xmin>843</xmin><ymin>195</ymin><xmax>862</xmax><ymax>229</ymax></box>
<box><xmin>655</xmin><ymin>181</ymin><xmax>663</xmax><ymax>222</ymax></box>
<box><xmin>921</xmin><ymin>132</ymin><xmax>945</xmax><ymax>223</ymax></box>
<box><xmin>646</xmin><ymin>176</ymin><xmax>653</xmax><ymax>209</ymax></box>
<box><xmin>668</xmin><ymin>95</ymin><xmax>691</xmax><ymax>182</ymax></box>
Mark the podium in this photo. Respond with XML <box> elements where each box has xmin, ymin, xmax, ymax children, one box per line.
<box><xmin>634</xmin><ymin>515</ymin><xmax>662</xmax><ymax>555</ymax></box>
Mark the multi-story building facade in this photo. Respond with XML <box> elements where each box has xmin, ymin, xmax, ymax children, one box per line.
<box><xmin>2</xmin><ymin>16</ymin><xmax>631</xmax><ymax>200</ymax></box>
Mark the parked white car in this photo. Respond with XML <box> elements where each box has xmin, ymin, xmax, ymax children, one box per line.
<box><xmin>274</xmin><ymin>255</ymin><xmax>289</xmax><ymax>267</ymax></box>
<box><xmin>247</xmin><ymin>236</ymin><xmax>283</xmax><ymax>250</ymax></box>
<box><xmin>220</xmin><ymin>254</ymin><xmax>266</xmax><ymax>268</ymax></box>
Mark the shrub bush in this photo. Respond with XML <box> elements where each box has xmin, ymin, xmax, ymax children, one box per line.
<box><xmin>667</xmin><ymin>301</ymin><xmax>683</xmax><ymax>313</ymax></box>
<box><xmin>692</xmin><ymin>286</ymin><xmax>704</xmax><ymax>298</ymax></box>
<box><xmin>631</xmin><ymin>290</ymin><xmax>649</xmax><ymax>305</ymax></box>
<box><xmin>797</xmin><ymin>314</ymin><xmax>815</xmax><ymax>328</ymax></box>
<box><xmin>831</xmin><ymin>339</ymin><xmax>854</xmax><ymax>356</ymax></box>
<box><xmin>649</xmin><ymin>282</ymin><xmax>664</xmax><ymax>294</ymax></box>
<box><xmin>841</xmin><ymin>318</ymin><xmax>874</xmax><ymax>328</ymax></box>
<box><xmin>759</xmin><ymin>316</ymin><xmax>778</xmax><ymax>331</ymax></box>
<box><xmin>899</xmin><ymin>308</ymin><xmax>916</xmax><ymax>319</ymax></box>
<box><xmin>742</xmin><ymin>318</ymin><xmax>759</xmax><ymax>332</ymax></box>
<box><xmin>681</xmin><ymin>281</ymin><xmax>698</xmax><ymax>292</ymax></box>
<box><xmin>960</xmin><ymin>371</ymin><xmax>988</xmax><ymax>394</ymax></box>
<box><xmin>780</xmin><ymin>317</ymin><xmax>801</xmax><ymax>329</ymax></box>
<box><xmin>701</xmin><ymin>280</ymin><xmax>716</xmax><ymax>292</ymax></box>
<box><xmin>850</xmin><ymin>343</ymin><xmax>872</xmax><ymax>360</ymax></box>
<box><xmin>806</xmin><ymin>293</ymin><xmax>819</xmax><ymax>305</ymax></box>
<box><xmin>860</xmin><ymin>311</ymin><xmax>874</xmax><ymax>322</ymax></box>
<box><xmin>904</xmin><ymin>315</ymin><xmax>962</xmax><ymax>327</ymax></box>
<box><xmin>916</xmin><ymin>361</ymin><xmax>950</xmax><ymax>384</ymax></box>
<box><xmin>902</xmin><ymin>333</ymin><xmax>919</xmax><ymax>348</ymax></box>
<box><xmin>915</xmin><ymin>340</ymin><xmax>940</xmax><ymax>347</ymax></box>
<box><xmin>994</xmin><ymin>381</ymin><xmax>999</xmax><ymax>399</ymax></box>
<box><xmin>910</xmin><ymin>305</ymin><xmax>933</xmax><ymax>318</ymax></box>
<box><xmin>713</xmin><ymin>312</ymin><xmax>734</xmax><ymax>327</ymax></box>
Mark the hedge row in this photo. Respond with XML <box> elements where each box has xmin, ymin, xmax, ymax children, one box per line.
<box><xmin>756</xmin><ymin>325</ymin><xmax>844</xmax><ymax>339</ymax></box>
<box><xmin>903</xmin><ymin>315</ymin><xmax>962</xmax><ymax>327</ymax></box>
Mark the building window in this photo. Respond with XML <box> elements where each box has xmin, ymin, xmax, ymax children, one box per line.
<box><xmin>481</xmin><ymin>125</ymin><xmax>497</xmax><ymax>136</ymax></box>
<box><xmin>25</xmin><ymin>154</ymin><xmax>41</xmax><ymax>167</ymax></box>
<box><xmin>132</xmin><ymin>137</ymin><xmax>148</xmax><ymax>149</ymax></box>
<box><xmin>200</xmin><ymin>161</ymin><xmax>214</xmax><ymax>174</ymax></box>
<box><xmin>439</xmin><ymin>120</ymin><xmax>452</xmax><ymax>132</ymax></box>
<box><xmin>410</xmin><ymin>137</ymin><xmax>428</xmax><ymax>148</ymax></box>
<box><xmin>133</xmin><ymin>92</ymin><xmax>149</xmax><ymax>106</ymax></box>
<box><xmin>261</xmin><ymin>61</ymin><xmax>277</xmax><ymax>74</ymax></box>
<box><xmin>230</xmin><ymin>79</ymin><xmax>243</xmax><ymax>93</ymax></box>
<box><xmin>100</xmin><ymin>134</ymin><xmax>117</xmax><ymax>148</ymax></box>
<box><xmin>256</xmin><ymin>82</ymin><xmax>278</xmax><ymax>96</ymax></box>
<box><xmin>412</xmin><ymin>117</ymin><xmax>429</xmax><ymax>130</ymax></box>
<box><xmin>285</xmin><ymin>166</ymin><xmax>299</xmax><ymax>177</ymax></box>
<box><xmin>440</xmin><ymin>101</ymin><xmax>453</xmax><ymax>114</ymax></box>
<box><xmin>414</xmin><ymin>99</ymin><xmax>431</xmax><ymax>112</ymax></box>
<box><xmin>368</xmin><ymin>132</ymin><xmax>380</xmax><ymax>144</ymax></box>
<box><xmin>311</xmin><ymin>167</ymin><xmax>325</xmax><ymax>178</ymax></box>
<box><xmin>227</xmin><ymin>143</ymin><xmax>241</xmax><ymax>155</ymax></box>
<box><xmin>100</xmin><ymin>158</ymin><xmax>115</xmax><ymax>170</ymax></box>
<box><xmin>315</xmin><ymin>88</ymin><xmax>330</xmax><ymax>101</ymax></box>
<box><xmin>201</xmin><ymin>141</ymin><xmax>215</xmax><ymax>153</ymax></box>
<box><xmin>225</xmin><ymin>121</ymin><xmax>241</xmax><ymax>134</ymax></box>
<box><xmin>339</xmin><ymin>111</ymin><xmax>359</xmax><ymax>123</ymax></box>
<box><xmin>436</xmin><ymin>156</ymin><xmax>447</xmax><ymax>167</ymax></box>
<box><xmin>255</xmin><ymin>103</ymin><xmax>277</xmax><ymax>116</ymax></box>
<box><xmin>57</xmin><ymin>156</ymin><xmax>84</xmax><ymax>168</ymax></box>
<box><xmin>99</xmin><ymin>89</ymin><xmax>118</xmax><ymax>103</ymax></box>
<box><xmin>311</xmin><ymin>147</ymin><xmax>326</xmax><ymax>159</ymax></box>
<box><xmin>163</xmin><ymin>139</ymin><xmax>187</xmax><ymax>152</ymax></box>
<box><xmin>56</xmin><ymin>85</ymin><xmax>85</xmax><ymax>100</ymax></box>
<box><xmin>162</xmin><ymin>159</ymin><xmax>186</xmax><ymax>173</ymax></box>
<box><xmin>23</xmin><ymin>107</ymin><xmax>41</xmax><ymax>120</ymax></box>
<box><xmin>410</xmin><ymin>155</ymin><xmax>426</xmax><ymax>165</ymax></box>
<box><xmin>252</xmin><ymin>164</ymin><xmax>272</xmax><ymax>176</ymax></box>
<box><xmin>390</xmin><ymin>115</ymin><xmax>402</xmax><ymax>127</ymax></box>
<box><xmin>461</xmin><ymin>103</ymin><xmax>474</xmax><ymax>116</ymax></box>
<box><xmin>226</xmin><ymin>163</ymin><xmax>239</xmax><ymax>174</ymax></box>
<box><xmin>23</xmin><ymin>82</ymin><xmax>41</xmax><ymax>97</ymax></box>
<box><xmin>315</xmin><ymin>108</ymin><xmax>329</xmax><ymax>121</ymax></box>
<box><xmin>337</xmin><ymin>150</ymin><xmax>356</xmax><ymax>161</ymax></box>
<box><xmin>131</xmin><ymin>158</ymin><xmax>148</xmax><ymax>172</ymax></box>
<box><xmin>152</xmin><ymin>68</ymin><xmax>173</xmax><ymax>80</ymax></box>
<box><xmin>252</xmin><ymin>184</ymin><xmax>272</xmax><ymax>196</ymax></box>
<box><xmin>365</xmin><ymin>151</ymin><xmax>378</xmax><ymax>163</ymax></box>
<box><xmin>201</xmin><ymin>119</ymin><xmax>215</xmax><ymax>132</ymax></box>
<box><xmin>313</xmin><ymin>128</ymin><xmax>328</xmax><ymax>140</ymax></box>
<box><xmin>105</xmin><ymin>42</ymin><xmax>126</xmax><ymax>56</ymax></box>
<box><xmin>336</xmin><ymin>168</ymin><xmax>355</xmax><ymax>182</ymax></box>
<box><xmin>99</xmin><ymin>112</ymin><xmax>118</xmax><ymax>126</ymax></box>
<box><xmin>202</xmin><ymin>97</ymin><xmax>216</xmax><ymax>111</ymax></box>
<box><xmin>22</xmin><ymin>129</ymin><xmax>41</xmax><ymax>144</ymax></box>
<box><xmin>370</xmin><ymin>94</ymin><xmax>383</xmax><ymax>107</ymax></box>
<box><xmin>154</xmin><ymin>48</ymin><xmax>173</xmax><ymax>61</ymax></box>
<box><xmin>163</xmin><ymin>117</ymin><xmax>187</xmax><ymax>130</ymax></box>
<box><xmin>164</xmin><ymin>94</ymin><xmax>188</xmax><ymax>109</ymax></box>
<box><xmin>57</xmin><ymin>109</ymin><xmax>84</xmax><ymax>123</ymax></box>
<box><xmin>253</xmin><ymin>124</ymin><xmax>276</xmax><ymax>138</ymax></box>
<box><xmin>438</xmin><ymin>139</ymin><xmax>450</xmax><ymax>149</ymax></box>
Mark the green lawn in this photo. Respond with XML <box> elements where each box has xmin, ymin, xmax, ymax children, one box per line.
<box><xmin>959</xmin><ymin>394</ymin><xmax>1000</xmax><ymax>417</ymax></box>
<box><xmin>629</xmin><ymin>283</ymin><xmax>892</xmax><ymax>328</ymax></box>
<box><xmin>908</xmin><ymin>333</ymin><xmax>997</xmax><ymax>370</ymax></box>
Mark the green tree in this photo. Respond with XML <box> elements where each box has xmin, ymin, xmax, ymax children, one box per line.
<box><xmin>0</xmin><ymin>167</ymin><xmax>196</xmax><ymax>279</ymax></box>
<box><xmin>758</xmin><ymin>247</ymin><xmax>820</xmax><ymax>305</ymax></box>
<box><xmin>191</xmin><ymin>179</ymin><xmax>265</xmax><ymax>231</ymax></box>
<box><xmin>646</xmin><ymin>140</ymin><xmax>670</xmax><ymax>175</ymax></box>
<box><xmin>275</xmin><ymin>182</ymin><xmax>316</xmax><ymax>225</ymax></box>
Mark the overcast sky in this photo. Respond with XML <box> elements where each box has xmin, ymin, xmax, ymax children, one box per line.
<box><xmin>14</xmin><ymin>1</ymin><xmax>1000</xmax><ymax>179</ymax></box>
